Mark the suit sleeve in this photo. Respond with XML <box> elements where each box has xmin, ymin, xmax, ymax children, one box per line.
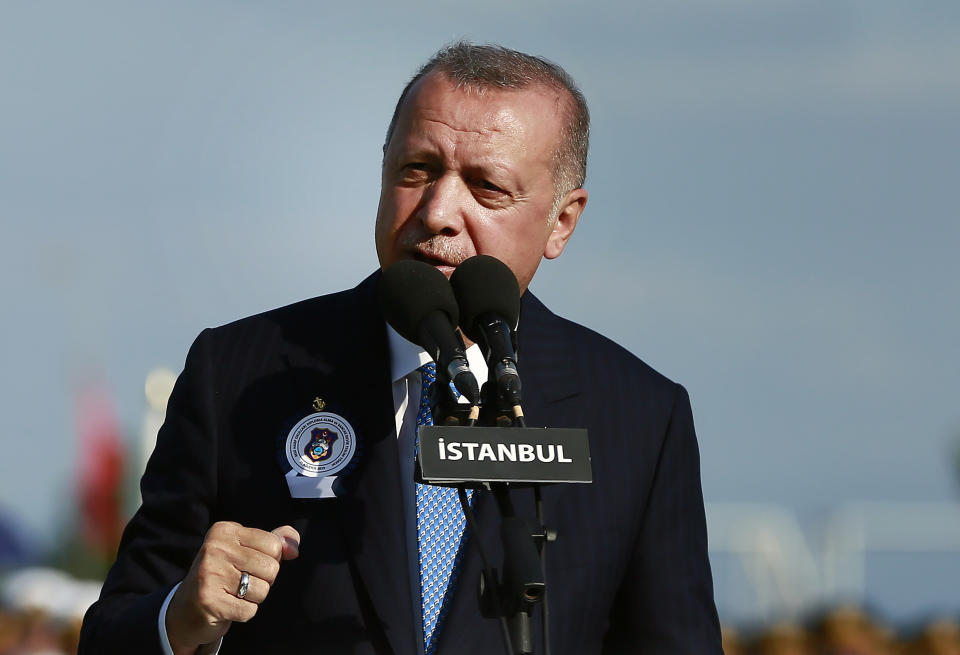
<box><xmin>79</xmin><ymin>329</ymin><xmax>220</xmax><ymax>654</ymax></box>
<box><xmin>602</xmin><ymin>384</ymin><xmax>723</xmax><ymax>654</ymax></box>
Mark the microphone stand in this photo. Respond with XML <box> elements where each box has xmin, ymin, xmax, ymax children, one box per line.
<box><xmin>430</xmin><ymin>373</ymin><xmax>560</xmax><ymax>655</ymax></box>
<box><xmin>478</xmin><ymin>380</ymin><xmax>550</xmax><ymax>655</ymax></box>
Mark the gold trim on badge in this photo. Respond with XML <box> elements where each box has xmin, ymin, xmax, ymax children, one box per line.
<box><xmin>312</xmin><ymin>397</ymin><xmax>326</xmax><ymax>411</ymax></box>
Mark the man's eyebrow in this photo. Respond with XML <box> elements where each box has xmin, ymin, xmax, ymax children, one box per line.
<box><xmin>467</xmin><ymin>159</ymin><xmax>518</xmax><ymax>179</ymax></box>
<box><xmin>388</xmin><ymin>144</ymin><xmax>438</xmax><ymax>162</ymax></box>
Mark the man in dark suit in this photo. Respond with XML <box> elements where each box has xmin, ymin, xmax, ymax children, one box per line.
<box><xmin>80</xmin><ymin>43</ymin><xmax>722</xmax><ymax>654</ymax></box>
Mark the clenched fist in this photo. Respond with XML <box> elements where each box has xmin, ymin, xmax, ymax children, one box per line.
<box><xmin>165</xmin><ymin>521</ymin><xmax>300</xmax><ymax>654</ymax></box>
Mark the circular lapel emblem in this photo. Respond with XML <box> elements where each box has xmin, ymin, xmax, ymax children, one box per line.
<box><xmin>285</xmin><ymin>412</ymin><xmax>357</xmax><ymax>478</ymax></box>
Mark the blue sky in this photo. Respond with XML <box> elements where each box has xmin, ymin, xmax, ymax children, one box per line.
<box><xmin>2</xmin><ymin>0</ymin><xmax>958</xmax><ymax>622</ymax></box>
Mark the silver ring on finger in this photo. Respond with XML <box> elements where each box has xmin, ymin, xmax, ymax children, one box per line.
<box><xmin>237</xmin><ymin>571</ymin><xmax>250</xmax><ymax>599</ymax></box>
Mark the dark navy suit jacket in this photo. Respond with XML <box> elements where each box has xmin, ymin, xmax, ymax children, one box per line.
<box><xmin>79</xmin><ymin>273</ymin><xmax>722</xmax><ymax>654</ymax></box>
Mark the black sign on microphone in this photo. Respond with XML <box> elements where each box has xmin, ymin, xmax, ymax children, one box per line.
<box><xmin>418</xmin><ymin>426</ymin><xmax>592</xmax><ymax>484</ymax></box>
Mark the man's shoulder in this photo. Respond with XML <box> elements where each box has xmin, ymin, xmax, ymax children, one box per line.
<box><xmin>204</xmin><ymin>273</ymin><xmax>379</xmax><ymax>343</ymax></box>
<box><xmin>171</xmin><ymin>274</ymin><xmax>383</xmax><ymax>382</ymax></box>
<box><xmin>521</xmin><ymin>291</ymin><xmax>680</xmax><ymax>396</ymax></box>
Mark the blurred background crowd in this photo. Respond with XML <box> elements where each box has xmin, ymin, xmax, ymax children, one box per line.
<box><xmin>721</xmin><ymin>609</ymin><xmax>960</xmax><ymax>655</ymax></box>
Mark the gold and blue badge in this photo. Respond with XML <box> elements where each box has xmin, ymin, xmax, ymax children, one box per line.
<box><xmin>279</xmin><ymin>410</ymin><xmax>358</xmax><ymax>499</ymax></box>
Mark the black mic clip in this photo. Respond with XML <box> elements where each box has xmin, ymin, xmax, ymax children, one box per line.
<box><xmin>478</xmin><ymin>380</ymin><xmax>520</xmax><ymax>428</ymax></box>
<box><xmin>430</xmin><ymin>328</ymin><xmax>481</xmax><ymax>428</ymax></box>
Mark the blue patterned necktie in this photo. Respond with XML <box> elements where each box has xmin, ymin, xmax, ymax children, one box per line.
<box><xmin>415</xmin><ymin>362</ymin><xmax>473</xmax><ymax>654</ymax></box>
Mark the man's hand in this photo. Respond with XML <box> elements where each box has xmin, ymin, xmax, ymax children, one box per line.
<box><xmin>165</xmin><ymin>521</ymin><xmax>300</xmax><ymax>654</ymax></box>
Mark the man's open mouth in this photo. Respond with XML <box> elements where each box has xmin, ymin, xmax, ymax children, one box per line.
<box><xmin>413</xmin><ymin>252</ymin><xmax>452</xmax><ymax>267</ymax></box>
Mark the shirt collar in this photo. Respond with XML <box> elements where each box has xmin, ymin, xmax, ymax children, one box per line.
<box><xmin>386</xmin><ymin>323</ymin><xmax>489</xmax><ymax>387</ymax></box>
<box><xmin>387</xmin><ymin>324</ymin><xmax>435</xmax><ymax>383</ymax></box>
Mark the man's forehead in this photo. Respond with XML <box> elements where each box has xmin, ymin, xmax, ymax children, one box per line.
<box><xmin>410</xmin><ymin>108</ymin><xmax>524</xmax><ymax>145</ymax></box>
<box><xmin>394</xmin><ymin>73</ymin><xmax>565</xmax><ymax>150</ymax></box>
<box><xmin>403</xmin><ymin>71</ymin><xmax>565</xmax><ymax>120</ymax></box>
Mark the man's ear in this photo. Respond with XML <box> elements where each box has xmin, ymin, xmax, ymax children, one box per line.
<box><xmin>544</xmin><ymin>188</ymin><xmax>587</xmax><ymax>260</ymax></box>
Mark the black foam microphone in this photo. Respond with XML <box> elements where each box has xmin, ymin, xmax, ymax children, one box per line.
<box><xmin>379</xmin><ymin>260</ymin><xmax>481</xmax><ymax>405</ymax></box>
<box><xmin>449</xmin><ymin>255</ymin><xmax>522</xmax><ymax>408</ymax></box>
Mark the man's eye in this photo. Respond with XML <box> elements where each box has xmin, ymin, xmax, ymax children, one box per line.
<box><xmin>477</xmin><ymin>179</ymin><xmax>506</xmax><ymax>194</ymax></box>
<box><xmin>400</xmin><ymin>164</ymin><xmax>431</xmax><ymax>181</ymax></box>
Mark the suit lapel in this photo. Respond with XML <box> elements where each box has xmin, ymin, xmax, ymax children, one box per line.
<box><xmin>516</xmin><ymin>290</ymin><xmax>581</xmax><ymax>425</ymax></box>
<box><xmin>281</xmin><ymin>273</ymin><xmax>417</xmax><ymax>655</ymax></box>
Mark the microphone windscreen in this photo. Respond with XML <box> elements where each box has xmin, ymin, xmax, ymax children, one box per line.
<box><xmin>379</xmin><ymin>260</ymin><xmax>459</xmax><ymax>343</ymax></box>
<box><xmin>449</xmin><ymin>255</ymin><xmax>521</xmax><ymax>340</ymax></box>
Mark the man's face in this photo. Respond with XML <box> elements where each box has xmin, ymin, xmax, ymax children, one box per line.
<box><xmin>375</xmin><ymin>72</ymin><xmax>586</xmax><ymax>293</ymax></box>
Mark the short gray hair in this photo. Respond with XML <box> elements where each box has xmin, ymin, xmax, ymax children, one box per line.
<box><xmin>383</xmin><ymin>42</ymin><xmax>590</xmax><ymax>199</ymax></box>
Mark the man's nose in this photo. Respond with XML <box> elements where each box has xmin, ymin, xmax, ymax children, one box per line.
<box><xmin>417</xmin><ymin>174</ymin><xmax>466</xmax><ymax>235</ymax></box>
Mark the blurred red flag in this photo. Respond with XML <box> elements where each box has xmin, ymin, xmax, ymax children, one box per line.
<box><xmin>74</xmin><ymin>382</ymin><xmax>126</xmax><ymax>555</ymax></box>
